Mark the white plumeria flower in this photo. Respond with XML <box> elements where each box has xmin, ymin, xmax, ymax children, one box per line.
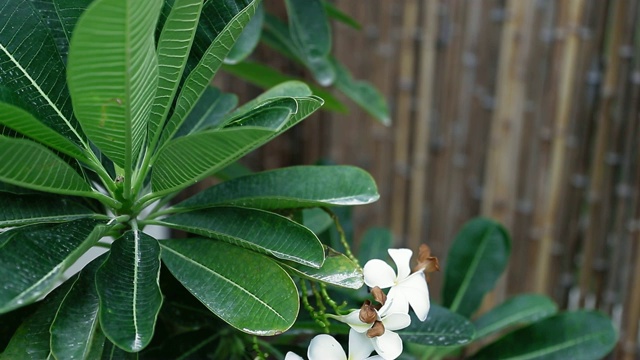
<box><xmin>363</xmin><ymin>248</ymin><xmax>431</xmax><ymax>321</ymax></box>
<box><xmin>329</xmin><ymin>300</ymin><xmax>411</xmax><ymax>360</ymax></box>
<box><xmin>285</xmin><ymin>330</ymin><xmax>383</xmax><ymax>360</ymax></box>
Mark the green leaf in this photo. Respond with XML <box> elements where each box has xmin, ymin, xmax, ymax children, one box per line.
<box><xmin>160</xmin><ymin>238</ymin><xmax>299</xmax><ymax>335</ymax></box>
<box><xmin>0</xmin><ymin>219</ymin><xmax>108</xmax><ymax>314</ymax></box>
<box><xmin>0</xmin><ymin>0</ymin><xmax>84</xmax><ymax>148</ymax></box>
<box><xmin>0</xmin><ymin>192</ymin><xmax>96</xmax><ymax>228</ymax></box>
<box><xmin>0</xmin><ymin>278</ymin><xmax>76</xmax><ymax>360</ymax></box>
<box><xmin>278</xmin><ymin>247</ymin><xmax>363</xmax><ymax>289</ymax></box>
<box><xmin>101</xmin><ymin>339</ymin><xmax>138</xmax><ymax>360</ymax></box>
<box><xmin>357</xmin><ymin>227</ymin><xmax>393</xmax><ymax>265</ymax></box>
<box><xmin>442</xmin><ymin>217</ymin><xmax>510</xmax><ymax>317</ymax></box>
<box><xmin>473</xmin><ymin>294</ymin><xmax>558</xmax><ymax>340</ymax></box>
<box><xmin>50</xmin><ymin>255</ymin><xmax>107</xmax><ymax>360</ymax></box>
<box><xmin>284</xmin><ymin>0</ymin><xmax>335</xmax><ymax>85</ymax></box>
<box><xmin>0</xmin><ymin>136</ymin><xmax>92</xmax><ymax>197</ymax></box>
<box><xmin>225</xmin><ymin>80</ymin><xmax>312</xmax><ymax>122</ymax></box>
<box><xmin>302</xmin><ymin>208</ymin><xmax>333</xmax><ymax>235</ymax></box>
<box><xmin>471</xmin><ymin>311</ymin><xmax>618</xmax><ymax>360</ymax></box>
<box><xmin>95</xmin><ymin>230</ymin><xmax>163</xmax><ymax>352</ymax></box>
<box><xmin>398</xmin><ymin>304</ymin><xmax>475</xmax><ymax>346</ymax></box>
<box><xmin>333</xmin><ymin>58</ymin><xmax>390</xmax><ymax>125</ymax></box>
<box><xmin>0</xmin><ymin>101</ymin><xmax>86</xmax><ymax>160</ymax></box>
<box><xmin>155</xmin><ymin>206</ymin><xmax>324</xmax><ymax>268</ymax></box>
<box><xmin>67</xmin><ymin>0</ymin><xmax>162</xmax><ymax>170</ymax></box>
<box><xmin>225</xmin><ymin>3</ymin><xmax>264</xmax><ymax>64</ymax></box>
<box><xmin>173</xmin><ymin>165</ymin><xmax>379</xmax><ymax>211</ymax></box>
<box><xmin>174</xmin><ymin>86</ymin><xmax>238</xmax><ymax>137</ymax></box>
<box><xmin>148</xmin><ymin>0</ymin><xmax>203</xmax><ymax>145</ymax></box>
<box><xmin>222</xmin><ymin>61</ymin><xmax>347</xmax><ymax>113</ymax></box>
<box><xmin>323</xmin><ymin>1</ymin><xmax>362</xmax><ymax>30</ymax></box>
<box><xmin>158</xmin><ymin>0</ymin><xmax>260</xmax><ymax>147</ymax></box>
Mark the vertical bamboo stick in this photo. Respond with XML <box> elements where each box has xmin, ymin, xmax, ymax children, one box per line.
<box><xmin>578</xmin><ymin>0</ymin><xmax>626</xmax><ymax>305</ymax></box>
<box><xmin>533</xmin><ymin>0</ymin><xmax>586</xmax><ymax>294</ymax></box>
<box><xmin>390</xmin><ymin>0</ymin><xmax>420</xmax><ymax>245</ymax></box>
<box><xmin>406</xmin><ymin>0</ymin><xmax>438</xmax><ymax>251</ymax></box>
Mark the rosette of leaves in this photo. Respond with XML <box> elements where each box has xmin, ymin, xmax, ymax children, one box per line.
<box><xmin>0</xmin><ymin>0</ymin><xmax>379</xmax><ymax>357</ymax></box>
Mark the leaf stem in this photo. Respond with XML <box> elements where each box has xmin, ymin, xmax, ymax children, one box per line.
<box><xmin>88</xmin><ymin>191</ymin><xmax>122</xmax><ymax>210</ymax></box>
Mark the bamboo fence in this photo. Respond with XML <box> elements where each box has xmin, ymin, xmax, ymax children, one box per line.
<box><xmin>216</xmin><ymin>0</ymin><xmax>640</xmax><ymax>358</ymax></box>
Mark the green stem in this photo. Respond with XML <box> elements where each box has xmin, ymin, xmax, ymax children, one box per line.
<box><xmin>87</xmin><ymin>191</ymin><xmax>122</xmax><ymax>210</ymax></box>
<box><xmin>321</xmin><ymin>207</ymin><xmax>359</xmax><ymax>266</ymax></box>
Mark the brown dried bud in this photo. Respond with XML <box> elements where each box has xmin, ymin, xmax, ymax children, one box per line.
<box><xmin>366</xmin><ymin>320</ymin><xmax>385</xmax><ymax>338</ymax></box>
<box><xmin>359</xmin><ymin>300</ymin><xmax>377</xmax><ymax>324</ymax></box>
<box><xmin>371</xmin><ymin>286</ymin><xmax>387</xmax><ymax>306</ymax></box>
<box><xmin>413</xmin><ymin>244</ymin><xmax>440</xmax><ymax>281</ymax></box>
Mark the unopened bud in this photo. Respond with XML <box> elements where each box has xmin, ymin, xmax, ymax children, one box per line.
<box><xmin>371</xmin><ymin>286</ymin><xmax>387</xmax><ymax>306</ymax></box>
<box><xmin>366</xmin><ymin>320</ymin><xmax>385</xmax><ymax>338</ymax></box>
<box><xmin>359</xmin><ymin>300</ymin><xmax>377</xmax><ymax>324</ymax></box>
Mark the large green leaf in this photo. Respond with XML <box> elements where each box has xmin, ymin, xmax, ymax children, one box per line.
<box><xmin>160</xmin><ymin>238</ymin><xmax>299</xmax><ymax>335</ymax></box>
<box><xmin>174</xmin><ymin>86</ymin><xmax>238</xmax><ymax>137</ymax></box>
<box><xmin>0</xmin><ymin>0</ymin><xmax>84</xmax><ymax>148</ymax></box>
<box><xmin>398</xmin><ymin>304</ymin><xmax>475</xmax><ymax>346</ymax></box>
<box><xmin>173</xmin><ymin>165</ymin><xmax>379</xmax><ymax>212</ymax></box>
<box><xmin>473</xmin><ymin>294</ymin><xmax>558</xmax><ymax>340</ymax></box>
<box><xmin>0</xmin><ymin>278</ymin><xmax>76</xmax><ymax>360</ymax></box>
<box><xmin>50</xmin><ymin>255</ymin><xmax>107</xmax><ymax>360</ymax></box>
<box><xmin>152</xmin><ymin>95</ymin><xmax>322</xmax><ymax>196</ymax></box>
<box><xmin>278</xmin><ymin>247</ymin><xmax>363</xmax><ymax>289</ymax></box>
<box><xmin>441</xmin><ymin>218</ymin><xmax>510</xmax><ymax>317</ymax></box>
<box><xmin>158</xmin><ymin>0</ymin><xmax>260</xmax><ymax>147</ymax></box>
<box><xmin>0</xmin><ymin>192</ymin><xmax>96</xmax><ymax>228</ymax></box>
<box><xmin>222</xmin><ymin>61</ymin><xmax>347</xmax><ymax>112</ymax></box>
<box><xmin>224</xmin><ymin>80</ymin><xmax>312</xmax><ymax>122</ymax></box>
<box><xmin>148</xmin><ymin>0</ymin><xmax>203</xmax><ymax>144</ymax></box>
<box><xmin>471</xmin><ymin>311</ymin><xmax>618</xmax><ymax>360</ymax></box>
<box><xmin>284</xmin><ymin>0</ymin><xmax>334</xmax><ymax>85</ymax></box>
<box><xmin>0</xmin><ymin>136</ymin><xmax>93</xmax><ymax>197</ymax></box>
<box><xmin>323</xmin><ymin>1</ymin><xmax>362</xmax><ymax>30</ymax></box>
<box><xmin>0</xmin><ymin>101</ymin><xmax>86</xmax><ymax>160</ymax></box>
<box><xmin>0</xmin><ymin>219</ymin><xmax>108</xmax><ymax>314</ymax></box>
<box><xmin>357</xmin><ymin>227</ymin><xmax>393</xmax><ymax>265</ymax></box>
<box><xmin>333</xmin><ymin>59</ymin><xmax>390</xmax><ymax>126</ymax></box>
<box><xmin>67</xmin><ymin>0</ymin><xmax>162</xmax><ymax>170</ymax></box>
<box><xmin>153</xmin><ymin>206</ymin><xmax>324</xmax><ymax>268</ymax></box>
<box><xmin>95</xmin><ymin>230</ymin><xmax>163</xmax><ymax>352</ymax></box>
<box><xmin>225</xmin><ymin>2</ymin><xmax>264</xmax><ymax>64</ymax></box>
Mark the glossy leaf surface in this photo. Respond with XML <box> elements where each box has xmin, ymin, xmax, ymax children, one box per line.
<box><xmin>50</xmin><ymin>255</ymin><xmax>107</xmax><ymax>360</ymax></box>
<box><xmin>156</xmin><ymin>206</ymin><xmax>324</xmax><ymax>268</ymax></box>
<box><xmin>96</xmin><ymin>231</ymin><xmax>163</xmax><ymax>352</ymax></box>
<box><xmin>333</xmin><ymin>59</ymin><xmax>390</xmax><ymax>125</ymax></box>
<box><xmin>0</xmin><ymin>137</ymin><xmax>92</xmax><ymax>196</ymax></box>
<box><xmin>174</xmin><ymin>165</ymin><xmax>379</xmax><ymax>211</ymax></box>
<box><xmin>279</xmin><ymin>247</ymin><xmax>363</xmax><ymax>289</ymax></box>
<box><xmin>174</xmin><ymin>86</ymin><xmax>238</xmax><ymax>137</ymax></box>
<box><xmin>0</xmin><ymin>192</ymin><xmax>95</xmax><ymax>228</ymax></box>
<box><xmin>473</xmin><ymin>294</ymin><xmax>558</xmax><ymax>340</ymax></box>
<box><xmin>161</xmin><ymin>239</ymin><xmax>299</xmax><ymax>335</ymax></box>
<box><xmin>398</xmin><ymin>304</ymin><xmax>475</xmax><ymax>346</ymax></box>
<box><xmin>225</xmin><ymin>2</ymin><xmax>264</xmax><ymax>64</ymax></box>
<box><xmin>67</xmin><ymin>0</ymin><xmax>162</xmax><ymax>169</ymax></box>
<box><xmin>472</xmin><ymin>311</ymin><xmax>617</xmax><ymax>360</ymax></box>
<box><xmin>442</xmin><ymin>218</ymin><xmax>510</xmax><ymax>317</ymax></box>
<box><xmin>0</xmin><ymin>219</ymin><xmax>107</xmax><ymax>314</ymax></box>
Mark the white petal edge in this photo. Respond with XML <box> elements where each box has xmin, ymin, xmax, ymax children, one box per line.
<box><xmin>308</xmin><ymin>334</ymin><xmax>347</xmax><ymax>360</ymax></box>
<box><xmin>398</xmin><ymin>272</ymin><xmax>430</xmax><ymax>321</ymax></box>
<box><xmin>363</xmin><ymin>259</ymin><xmax>397</xmax><ymax>288</ymax></box>
<box><xmin>373</xmin><ymin>330</ymin><xmax>403</xmax><ymax>360</ymax></box>
<box><xmin>330</xmin><ymin>310</ymin><xmax>373</xmax><ymax>333</ymax></box>
<box><xmin>387</xmin><ymin>248</ymin><xmax>413</xmax><ymax>281</ymax></box>
<box><xmin>382</xmin><ymin>287</ymin><xmax>409</xmax><ymax>316</ymax></box>
<box><xmin>348</xmin><ymin>328</ymin><xmax>375</xmax><ymax>360</ymax></box>
<box><xmin>381</xmin><ymin>312</ymin><xmax>411</xmax><ymax>331</ymax></box>
<box><xmin>285</xmin><ymin>352</ymin><xmax>304</xmax><ymax>360</ymax></box>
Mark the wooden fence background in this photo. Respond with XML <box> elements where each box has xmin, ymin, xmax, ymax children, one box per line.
<box><xmin>218</xmin><ymin>0</ymin><xmax>640</xmax><ymax>358</ymax></box>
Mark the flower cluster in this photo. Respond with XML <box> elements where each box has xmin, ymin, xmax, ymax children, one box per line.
<box><xmin>287</xmin><ymin>245</ymin><xmax>439</xmax><ymax>360</ymax></box>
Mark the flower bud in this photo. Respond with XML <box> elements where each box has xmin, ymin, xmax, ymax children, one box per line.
<box><xmin>366</xmin><ymin>320</ymin><xmax>385</xmax><ymax>338</ymax></box>
<box><xmin>371</xmin><ymin>286</ymin><xmax>387</xmax><ymax>306</ymax></box>
<box><xmin>359</xmin><ymin>300</ymin><xmax>377</xmax><ymax>324</ymax></box>
<box><xmin>413</xmin><ymin>243</ymin><xmax>440</xmax><ymax>281</ymax></box>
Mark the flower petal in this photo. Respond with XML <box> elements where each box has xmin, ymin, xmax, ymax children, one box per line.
<box><xmin>308</xmin><ymin>334</ymin><xmax>347</xmax><ymax>360</ymax></box>
<box><xmin>382</xmin><ymin>287</ymin><xmax>409</xmax><ymax>316</ymax></box>
<box><xmin>372</xmin><ymin>330</ymin><xmax>403</xmax><ymax>360</ymax></box>
<box><xmin>398</xmin><ymin>272</ymin><xmax>430</xmax><ymax>321</ymax></box>
<box><xmin>388</xmin><ymin>248</ymin><xmax>413</xmax><ymax>281</ymax></box>
<box><xmin>285</xmin><ymin>352</ymin><xmax>305</xmax><ymax>360</ymax></box>
<box><xmin>381</xmin><ymin>312</ymin><xmax>411</xmax><ymax>331</ymax></box>
<box><xmin>348</xmin><ymin>328</ymin><xmax>375</xmax><ymax>360</ymax></box>
<box><xmin>330</xmin><ymin>310</ymin><xmax>373</xmax><ymax>333</ymax></box>
<box><xmin>363</xmin><ymin>259</ymin><xmax>397</xmax><ymax>288</ymax></box>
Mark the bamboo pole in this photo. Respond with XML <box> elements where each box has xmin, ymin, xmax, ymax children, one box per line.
<box><xmin>406</xmin><ymin>0</ymin><xmax>438</xmax><ymax>251</ymax></box>
<box><xmin>578</xmin><ymin>0</ymin><xmax>626</xmax><ymax>305</ymax></box>
<box><xmin>390</xmin><ymin>0</ymin><xmax>420</xmax><ymax>245</ymax></box>
<box><xmin>533</xmin><ymin>0</ymin><xmax>586</xmax><ymax>294</ymax></box>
